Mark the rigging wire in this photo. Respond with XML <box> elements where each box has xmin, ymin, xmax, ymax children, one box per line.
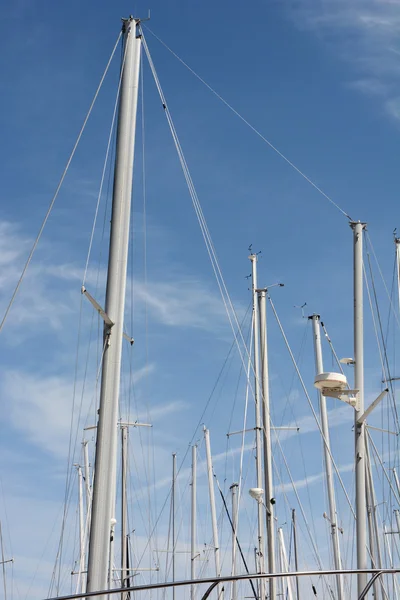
<box><xmin>56</xmin><ymin>28</ymin><xmax>129</xmax><ymax>594</ymax></box>
<box><xmin>140</xmin><ymin>29</ymin><xmax>263</xmax><ymax>406</ymax></box>
<box><xmin>213</xmin><ymin>477</ymin><xmax>258</xmax><ymax>600</ymax></box>
<box><xmin>0</xmin><ymin>30</ymin><xmax>122</xmax><ymax>336</ymax></box>
<box><xmin>142</xmin><ymin>25</ymin><xmax>353</xmax><ymax>222</ymax></box>
<box><xmin>140</xmin><ymin>35</ymin><xmax>352</xmax><ymax>585</ymax></box>
<box><xmin>82</xmin><ymin>35</ymin><xmax>128</xmax><ymax>287</ymax></box>
<box><xmin>364</xmin><ymin>235</ymin><xmax>400</xmax><ymax>430</ymax></box>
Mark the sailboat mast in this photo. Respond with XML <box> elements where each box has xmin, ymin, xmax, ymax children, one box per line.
<box><xmin>310</xmin><ymin>314</ymin><xmax>344</xmax><ymax>600</ymax></box>
<box><xmin>76</xmin><ymin>465</ymin><xmax>86</xmax><ymax>594</ymax></box>
<box><xmin>351</xmin><ymin>221</ymin><xmax>367</xmax><ymax>596</ymax></box>
<box><xmin>291</xmin><ymin>510</ymin><xmax>300</xmax><ymax>600</ymax></box>
<box><xmin>257</xmin><ymin>289</ymin><xmax>276</xmax><ymax>600</ymax></box>
<box><xmin>230</xmin><ymin>483</ymin><xmax>238</xmax><ymax>600</ymax></box>
<box><xmin>249</xmin><ymin>254</ymin><xmax>265</xmax><ymax>600</ymax></box>
<box><xmin>191</xmin><ymin>445</ymin><xmax>197</xmax><ymax>600</ymax></box>
<box><xmin>204</xmin><ymin>427</ymin><xmax>222</xmax><ymax>600</ymax></box>
<box><xmin>278</xmin><ymin>528</ymin><xmax>294</xmax><ymax>600</ymax></box>
<box><xmin>172</xmin><ymin>453</ymin><xmax>177</xmax><ymax>600</ymax></box>
<box><xmin>121</xmin><ymin>426</ymin><xmax>128</xmax><ymax>600</ymax></box>
<box><xmin>86</xmin><ymin>17</ymin><xmax>141</xmax><ymax>596</ymax></box>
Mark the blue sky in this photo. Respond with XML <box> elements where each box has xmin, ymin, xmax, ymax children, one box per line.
<box><xmin>1</xmin><ymin>0</ymin><xmax>400</xmax><ymax>598</ymax></box>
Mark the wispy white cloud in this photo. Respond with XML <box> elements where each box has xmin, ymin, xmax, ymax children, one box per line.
<box><xmin>0</xmin><ymin>219</ymin><xmax>233</xmax><ymax>343</ymax></box>
<box><xmin>287</xmin><ymin>0</ymin><xmax>400</xmax><ymax>119</ymax></box>
<box><xmin>133</xmin><ymin>279</ymin><xmax>230</xmax><ymax>331</ymax></box>
<box><xmin>278</xmin><ymin>459</ymin><xmax>354</xmax><ymax>494</ymax></box>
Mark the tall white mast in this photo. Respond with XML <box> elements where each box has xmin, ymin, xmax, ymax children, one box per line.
<box><xmin>291</xmin><ymin>510</ymin><xmax>300</xmax><ymax>600</ymax></box>
<box><xmin>86</xmin><ymin>17</ymin><xmax>141</xmax><ymax>596</ymax></box>
<box><xmin>121</xmin><ymin>425</ymin><xmax>128</xmax><ymax>600</ymax></box>
<box><xmin>351</xmin><ymin>221</ymin><xmax>367</xmax><ymax>596</ymax></box>
<box><xmin>75</xmin><ymin>465</ymin><xmax>86</xmax><ymax>595</ymax></box>
<box><xmin>191</xmin><ymin>446</ymin><xmax>197</xmax><ymax>600</ymax></box>
<box><xmin>278</xmin><ymin>528</ymin><xmax>294</xmax><ymax>600</ymax></box>
<box><xmin>310</xmin><ymin>314</ymin><xmax>344</xmax><ymax>600</ymax></box>
<box><xmin>365</xmin><ymin>440</ymin><xmax>384</xmax><ymax>600</ymax></box>
<box><xmin>257</xmin><ymin>289</ymin><xmax>276</xmax><ymax>600</ymax></box>
<box><xmin>172</xmin><ymin>453</ymin><xmax>177</xmax><ymax>600</ymax></box>
<box><xmin>230</xmin><ymin>483</ymin><xmax>238</xmax><ymax>600</ymax></box>
<box><xmin>204</xmin><ymin>427</ymin><xmax>222</xmax><ymax>600</ymax></box>
<box><xmin>248</xmin><ymin>253</ymin><xmax>265</xmax><ymax>600</ymax></box>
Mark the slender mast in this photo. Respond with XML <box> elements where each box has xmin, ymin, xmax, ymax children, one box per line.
<box><xmin>257</xmin><ymin>289</ymin><xmax>276</xmax><ymax>600</ymax></box>
<box><xmin>351</xmin><ymin>221</ymin><xmax>367</xmax><ymax>596</ymax></box>
<box><xmin>278</xmin><ymin>528</ymin><xmax>294</xmax><ymax>600</ymax></box>
<box><xmin>204</xmin><ymin>427</ymin><xmax>222</xmax><ymax>600</ymax></box>
<box><xmin>172</xmin><ymin>453</ymin><xmax>177</xmax><ymax>600</ymax></box>
<box><xmin>191</xmin><ymin>446</ymin><xmax>197</xmax><ymax>600</ymax></box>
<box><xmin>291</xmin><ymin>510</ymin><xmax>300</xmax><ymax>600</ymax></box>
<box><xmin>365</xmin><ymin>440</ymin><xmax>384</xmax><ymax>600</ymax></box>
<box><xmin>76</xmin><ymin>465</ymin><xmax>86</xmax><ymax>594</ymax></box>
<box><xmin>86</xmin><ymin>17</ymin><xmax>141</xmax><ymax>595</ymax></box>
<box><xmin>248</xmin><ymin>254</ymin><xmax>265</xmax><ymax>600</ymax></box>
<box><xmin>230</xmin><ymin>483</ymin><xmax>238</xmax><ymax>600</ymax></box>
<box><xmin>121</xmin><ymin>426</ymin><xmax>128</xmax><ymax>600</ymax></box>
<box><xmin>310</xmin><ymin>314</ymin><xmax>344</xmax><ymax>600</ymax></box>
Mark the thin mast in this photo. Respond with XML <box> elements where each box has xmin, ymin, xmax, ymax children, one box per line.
<box><xmin>365</xmin><ymin>440</ymin><xmax>384</xmax><ymax>600</ymax></box>
<box><xmin>86</xmin><ymin>18</ymin><xmax>141</xmax><ymax>596</ymax></box>
<box><xmin>204</xmin><ymin>427</ymin><xmax>222</xmax><ymax>600</ymax></box>
<box><xmin>76</xmin><ymin>465</ymin><xmax>86</xmax><ymax>594</ymax></box>
<box><xmin>291</xmin><ymin>510</ymin><xmax>300</xmax><ymax>600</ymax></box>
<box><xmin>121</xmin><ymin>426</ymin><xmax>128</xmax><ymax>600</ymax></box>
<box><xmin>248</xmin><ymin>253</ymin><xmax>265</xmax><ymax>600</ymax></box>
<box><xmin>310</xmin><ymin>314</ymin><xmax>344</xmax><ymax>600</ymax></box>
<box><xmin>351</xmin><ymin>221</ymin><xmax>367</xmax><ymax>597</ymax></box>
<box><xmin>257</xmin><ymin>288</ymin><xmax>276</xmax><ymax>600</ymax></box>
<box><xmin>278</xmin><ymin>528</ymin><xmax>294</xmax><ymax>600</ymax></box>
<box><xmin>172</xmin><ymin>453</ymin><xmax>177</xmax><ymax>600</ymax></box>
<box><xmin>230</xmin><ymin>483</ymin><xmax>238</xmax><ymax>600</ymax></box>
<box><xmin>191</xmin><ymin>446</ymin><xmax>197</xmax><ymax>600</ymax></box>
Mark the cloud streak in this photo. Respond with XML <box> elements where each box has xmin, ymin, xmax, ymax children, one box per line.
<box><xmin>288</xmin><ymin>0</ymin><xmax>400</xmax><ymax>120</ymax></box>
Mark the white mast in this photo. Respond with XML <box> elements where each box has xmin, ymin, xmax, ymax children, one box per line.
<box><xmin>278</xmin><ymin>528</ymin><xmax>294</xmax><ymax>600</ymax></box>
<box><xmin>351</xmin><ymin>221</ymin><xmax>367</xmax><ymax>596</ymax></box>
<box><xmin>86</xmin><ymin>17</ymin><xmax>141</xmax><ymax>596</ymax></box>
<box><xmin>172</xmin><ymin>453</ymin><xmax>177</xmax><ymax>600</ymax></box>
<box><xmin>257</xmin><ymin>288</ymin><xmax>276</xmax><ymax>600</ymax></box>
<box><xmin>248</xmin><ymin>253</ymin><xmax>265</xmax><ymax>600</ymax></box>
<box><xmin>310</xmin><ymin>314</ymin><xmax>344</xmax><ymax>600</ymax></box>
<box><xmin>204</xmin><ymin>427</ymin><xmax>222</xmax><ymax>600</ymax></box>
<box><xmin>365</xmin><ymin>441</ymin><xmax>384</xmax><ymax>600</ymax></box>
<box><xmin>230</xmin><ymin>483</ymin><xmax>238</xmax><ymax>600</ymax></box>
<box><xmin>121</xmin><ymin>425</ymin><xmax>128</xmax><ymax>600</ymax></box>
<box><xmin>191</xmin><ymin>446</ymin><xmax>197</xmax><ymax>600</ymax></box>
<box><xmin>291</xmin><ymin>510</ymin><xmax>300</xmax><ymax>600</ymax></box>
<box><xmin>76</xmin><ymin>465</ymin><xmax>86</xmax><ymax>594</ymax></box>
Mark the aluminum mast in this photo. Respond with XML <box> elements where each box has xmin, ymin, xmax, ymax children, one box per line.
<box><xmin>257</xmin><ymin>289</ymin><xmax>276</xmax><ymax>600</ymax></box>
<box><xmin>191</xmin><ymin>446</ymin><xmax>197</xmax><ymax>600</ymax></box>
<box><xmin>310</xmin><ymin>314</ymin><xmax>344</xmax><ymax>600</ymax></box>
<box><xmin>248</xmin><ymin>253</ymin><xmax>265</xmax><ymax>600</ymax></box>
<box><xmin>86</xmin><ymin>17</ymin><xmax>141</xmax><ymax>596</ymax></box>
<box><xmin>351</xmin><ymin>221</ymin><xmax>367</xmax><ymax>596</ymax></box>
